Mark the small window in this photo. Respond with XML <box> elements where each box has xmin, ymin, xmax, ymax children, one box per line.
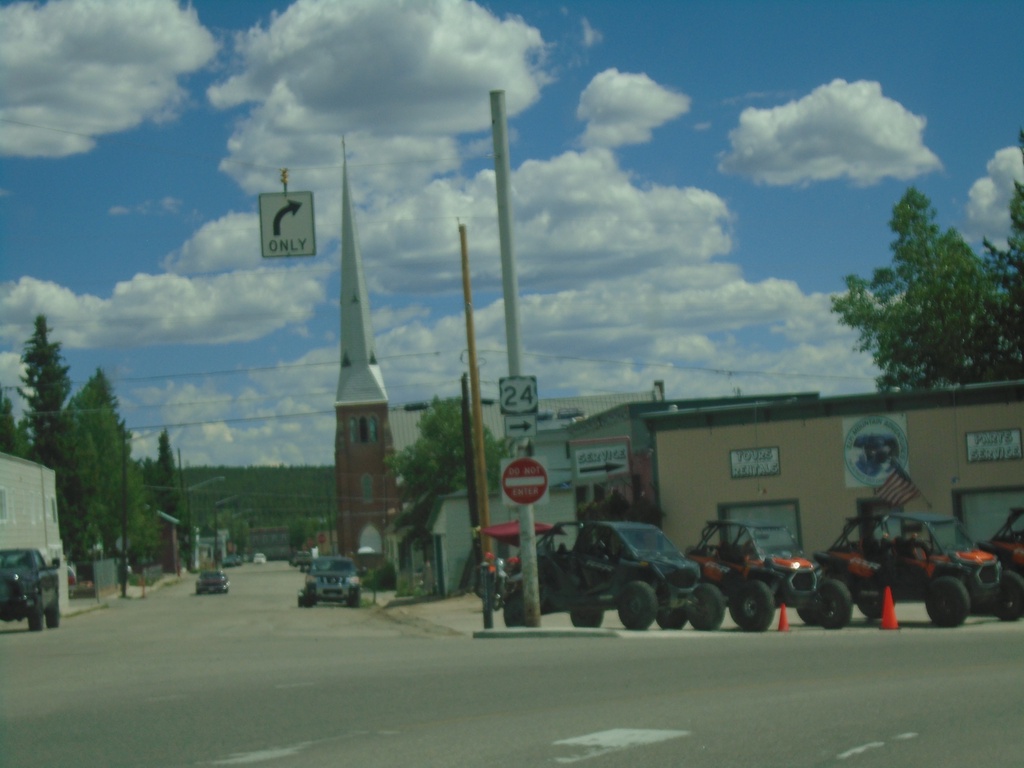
<box><xmin>349</xmin><ymin>417</ymin><xmax>358</xmax><ymax>444</ymax></box>
<box><xmin>0</xmin><ymin>488</ymin><xmax>8</xmax><ymax>522</ymax></box>
<box><xmin>368</xmin><ymin>416</ymin><xmax>378</xmax><ymax>442</ymax></box>
<box><xmin>361</xmin><ymin>474</ymin><xmax>374</xmax><ymax>503</ymax></box>
<box><xmin>359</xmin><ymin>417</ymin><xmax>369</xmax><ymax>443</ymax></box>
<box><xmin>49</xmin><ymin>497</ymin><xmax>58</xmax><ymax>524</ymax></box>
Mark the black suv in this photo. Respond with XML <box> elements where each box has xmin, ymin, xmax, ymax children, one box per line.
<box><xmin>0</xmin><ymin>548</ymin><xmax>61</xmax><ymax>632</ymax></box>
<box><xmin>686</xmin><ymin>520</ymin><xmax>853</xmax><ymax>631</ymax></box>
<box><xmin>298</xmin><ymin>556</ymin><xmax>361</xmax><ymax>608</ymax></box>
<box><xmin>502</xmin><ymin>520</ymin><xmax>725</xmax><ymax>632</ymax></box>
<box><xmin>814</xmin><ymin>512</ymin><xmax>1024</xmax><ymax>627</ymax></box>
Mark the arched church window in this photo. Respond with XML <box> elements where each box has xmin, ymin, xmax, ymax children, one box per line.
<box><xmin>368</xmin><ymin>416</ymin><xmax>378</xmax><ymax>442</ymax></box>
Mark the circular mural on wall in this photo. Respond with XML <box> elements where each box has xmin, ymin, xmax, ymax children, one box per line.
<box><xmin>843</xmin><ymin>414</ymin><xmax>909</xmax><ymax>487</ymax></box>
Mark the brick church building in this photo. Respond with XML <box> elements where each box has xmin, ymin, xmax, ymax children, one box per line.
<box><xmin>334</xmin><ymin>158</ymin><xmax>397</xmax><ymax>556</ymax></box>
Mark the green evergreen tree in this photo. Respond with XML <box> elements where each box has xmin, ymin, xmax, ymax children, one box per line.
<box><xmin>68</xmin><ymin>369</ymin><xmax>159</xmax><ymax>564</ymax></box>
<box><xmin>17</xmin><ymin>316</ymin><xmax>78</xmax><ymax>551</ymax></box>
<box><xmin>18</xmin><ymin>315</ymin><xmax>72</xmax><ymax>464</ymax></box>
<box><xmin>0</xmin><ymin>384</ymin><xmax>22</xmax><ymax>455</ymax></box>
<box><xmin>142</xmin><ymin>430</ymin><xmax>184</xmax><ymax>555</ymax></box>
<box><xmin>67</xmin><ymin>369</ymin><xmax>125</xmax><ymax>558</ymax></box>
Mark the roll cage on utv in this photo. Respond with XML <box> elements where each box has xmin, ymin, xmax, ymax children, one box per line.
<box><xmin>978</xmin><ymin>508</ymin><xmax>1024</xmax><ymax>576</ymax></box>
<box><xmin>814</xmin><ymin>512</ymin><xmax>1024</xmax><ymax>627</ymax></box>
<box><xmin>686</xmin><ymin>520</ymin><xmax>853</xmax><ymax>631</ymax></box>
<box><xmin>502</xmin><ymin>520</ymin><xmax>726</xmax><ymax>632</ymax></box>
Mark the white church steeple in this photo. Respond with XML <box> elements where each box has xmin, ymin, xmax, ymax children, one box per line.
<box><xmin>336</xmin><ymin>153</ymin><xmax>388</xmax><ymax>405</ymax></box>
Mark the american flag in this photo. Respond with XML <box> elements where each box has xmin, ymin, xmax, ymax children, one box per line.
<box><xmin>876</xmin><ymin>462</ymin><xmax>921</xmax><ymax>507</ymax></box>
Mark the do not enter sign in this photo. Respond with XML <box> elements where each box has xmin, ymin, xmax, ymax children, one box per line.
<box><xmin>501</xmin><ymin>457</ymin><xmax>549</xmax><ymax>506</ymax></box>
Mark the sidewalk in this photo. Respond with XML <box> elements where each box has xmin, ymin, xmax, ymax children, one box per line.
<box><xmin>64</xmin><ymin>573</ymin><xmax>185</xmax><ymax>617</ymax></box>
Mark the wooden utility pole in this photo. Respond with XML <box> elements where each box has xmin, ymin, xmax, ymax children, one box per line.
<box><xmin>459</xmin><ymin>224</ymin><xmax>491</xmax><ymax>554</ymax></box>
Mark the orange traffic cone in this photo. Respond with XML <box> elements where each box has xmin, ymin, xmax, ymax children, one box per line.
<box><xmin>777</xmin><ymin>603</ymin><xmax>790</xmax><ymax>632</ymax></box>
<box><xmin>880</xmin><ymin>587</ymin><xmax>899</xmax><ymax>630</ymax></box>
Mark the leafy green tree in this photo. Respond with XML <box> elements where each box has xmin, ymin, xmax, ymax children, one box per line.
<box><xmin>386</xmin><ymin>396</ymin><xmax>508</xmax><ymax>548</ymax></box>
<box><xmin>832</xmin><ymin>188</ymin><xmax>1003</xmax><ymax>390</ymax></box>
<box><xmin>980</xmin><ymin>130</ymin><xmax>1024</xmax><ymax>380</ymax></box>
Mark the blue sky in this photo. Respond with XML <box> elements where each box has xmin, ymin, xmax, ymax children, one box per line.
<box><xmin>2</xmin><ymin>0</ymin><xmax>1022</xmax><ymax>466</ymax></box>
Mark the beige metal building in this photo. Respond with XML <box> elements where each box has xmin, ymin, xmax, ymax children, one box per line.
<box><xmin>643</xmin><ymin>381</ymin><xmax>1024</xmax><ymax>554</ymax></box>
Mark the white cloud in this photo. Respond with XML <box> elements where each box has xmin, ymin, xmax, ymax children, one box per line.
<box><xmin>0</xmin><ymin>0</ymin><xmax>217</xmax><ymax>157</ymax></box>
<box><xmin>0</xmin><ymin>270</ymin><xmax>328</xmax><ymax>349</ymax></box>
<box><xmin>964</xmin><ymin>145</ymin><xmax>1023</xmax><ymax>246</ymax></box>
<box><xmin>163</xmin><ymin>212</ymin><xmax>263</xmax><ymax>275</ymax></box>
<box><xmin>719</xmin><ymin>79</ymin><xmax>942</xmax><ymax>186</ymax></box>
<box><xmin>577</xmin><ymin>69</ymin><xmax>691</xmax><ymax>148</ymax></box>
<box><xmin>581</xmin><ymin>18</ymin><xmax>603</xmax><ymax>48</ymax></box>
<box><xmin>207</xmin><ymin>0</ymin><xmax>549</xmax><ymax>163</ymax></box>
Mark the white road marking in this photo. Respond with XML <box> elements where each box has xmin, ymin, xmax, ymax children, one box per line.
<box><xmin>212</xmin><ymin>743</ymin><xmax>313</xmax><ymax>765</ymax></box>
<box><xmin>837</xmin><ymin>732</ymin><xmax>918</xmax><ymax>760</ymax></box>
<box><xmin>553</xmin><ymin>729</ymin><xmax>690</xmax><ymax>764</ymax></box>
<box><xmin>838</xmin><ymin>742</ymin><xmax>885</xmax><ymax>759</ymax></box>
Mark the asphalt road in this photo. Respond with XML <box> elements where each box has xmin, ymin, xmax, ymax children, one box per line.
<box><xmin>2</xmin><ymin>561</ymin><xmax>1022</xmax><ymax>768</ymax></box>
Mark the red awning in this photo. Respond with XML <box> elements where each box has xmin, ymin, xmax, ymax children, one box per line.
<box><xmin>481</xmin><ymin>521</ymin><xmax>553</xmax><ymax>547</ymax></box>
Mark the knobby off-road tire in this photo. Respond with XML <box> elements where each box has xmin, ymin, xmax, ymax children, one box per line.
<box><xmin>816</xmin><ymin>578</ymin><xmax>853</xmax><ymax>629</ymax></box>
<box><xmin>656</xmin><ymin>607</ymin><xmax>688</xmax><ymax>630</ymax></box>
<box><xmin>617</xmin><ymin>580</ymin><xmax>658</xmax><ymax>631</ymax></box>
<box><xmin>925</xmin><ymin>576</ymin><xmax>970</xmax><ymax>627</ymax></box>
<box><xmin>729</xmin><ymin>580</ymin><xmax>775</xmax><ymax>632</ymax></box>
<box><xmin>347</xmin><ymin>589</ymin><xmax>361</xmax><ymax>608</ymax></box>
<box><xmin>687</xmin><ymin>582</ymin><xmax>726</xmax><ymax>631</ymax></box>
<box><xmin>993</xmin><ymin>570</ymin><xmax>1024</xmax><ymax>621</ymax></box>
<box><xmin>570</xmin><ymin>608</ymin><xmax>604</xmax><ymax>628</ymax></box>
<box><xmin>855</xmin><ymin>592</ymin><xmax>883</xmax><ymax>620</ymax></box>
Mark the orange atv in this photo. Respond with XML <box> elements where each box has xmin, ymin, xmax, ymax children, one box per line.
<box><xmin>979</xmin><ymin>508</ymin><xmax>1024</xmax><ymax>577</ymax></box>
<box><xmin>686</xmin><ymin>520</ymin><xmax>852</xmax><ymax>631</ymax></box>
<box><xmin>814</xmin><ymin>512</ymin><xmax>1024</xmax><ymax>627</ymax></box>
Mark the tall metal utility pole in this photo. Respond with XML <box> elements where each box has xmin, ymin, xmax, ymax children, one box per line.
<box><xmin>491</xmin><ymin>89</ymin><xmax>541</xmax><ymax>627</ymax></box>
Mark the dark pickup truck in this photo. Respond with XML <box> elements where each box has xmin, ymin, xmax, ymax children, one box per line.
<box><xmin>0</xmin><ymin>548</ymin><xmax>62</xmax><ymax>632</ymax></box>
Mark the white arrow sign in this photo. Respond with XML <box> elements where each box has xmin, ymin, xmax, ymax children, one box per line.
<box><xmin>572</xmin><ymin>439</ymin><xmax>631</xmax><ymax>482</ymax></box>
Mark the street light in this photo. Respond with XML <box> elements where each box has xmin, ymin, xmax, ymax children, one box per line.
<box><xmin>213</xmin><ymin>495</ymin><xmax>239</xmax><ymax>566</ymax></box>
<box><xmin>186</xmin><ymin>476</ymin><xmax>224</xmax><ymax>570</ymax></box>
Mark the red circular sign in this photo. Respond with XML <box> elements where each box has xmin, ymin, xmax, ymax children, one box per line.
<box><xmin>501</xmin><ymin>457</ymin><xmax>548</xmax><ymax>506</ymax></box>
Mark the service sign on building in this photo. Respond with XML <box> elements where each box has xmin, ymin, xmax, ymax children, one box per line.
<box><xmin>259</xmin><ymin>192</ymin><xmax>316</xmax><ymax>257</ymax></box>
<box><xmin>965</xmin><ymin>429</ymin><xmax>1022</xmax><ymax>462</ymax></box>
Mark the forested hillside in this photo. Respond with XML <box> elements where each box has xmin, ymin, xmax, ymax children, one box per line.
<box><xmin>182</xmin><ymin>465</ymin><xmax>337</xmax><ymax>552</ymax></box>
